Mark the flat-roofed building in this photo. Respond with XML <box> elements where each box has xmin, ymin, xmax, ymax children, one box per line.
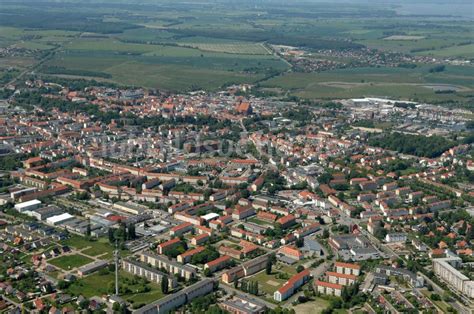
<box><xmin>433</xmin><ymin>256</ymin><xmax>474</xmax><ymax>298</ymax></box>
<box><xmin>28</xmin><ymin>205</ymin><xmax>63</xmax><ymax>221</ymax></box>
<box><xmin>122</xmin><ymin>259</ymin><xmax>177</xmax><ymax>289</ymax></box>
<box><xmin>219</xmin><ymin>295</ymin><xmax>266</xmax><ymax>314</ymax></box>
<box><xmin>77</xmin><ymin>260</ymin><xmax>108</xmax><ymax>277</ymax></box>
<box><xmin>133</xmin><ymin>279</ymin><xmax>215</xmax><ymax>314</ymax></box>
<box><xmin>46</xmin><ymin>213</ymin><xmax>75</xmax><ymax>226</ymax></box>
<box><xmin>14</xmin><ymin>199</ymin><xmax>42</xmax><ymax>213</ymax></box>
<box><xmin>140</xmin><ymin>252</ymin><xmax>196</xmax><ymax>280</ymax></box>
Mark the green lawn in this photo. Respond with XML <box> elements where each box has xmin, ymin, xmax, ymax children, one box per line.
<box><xmin>251</xmin><ymin>271</ymin><xmax>287</xmax><ymax>295</ymax></box>
<box><xmin>248</xmin><ymin>217</ymin><xmax>271</xmax><ymax>226</ymax></box>
<box><xmin>62</xmin><ymin>235</ymin><xmax>129</xmax><ymax>259</ymax></box>
<box><xmin>63</xmin><ymin>236</ymin><xmax>114</xmax><ymax>257</ymax></box>
<box><xmin>49</xmin><ymin>254</ymin><xmax>93</xmax><ymax>270</ymax></box>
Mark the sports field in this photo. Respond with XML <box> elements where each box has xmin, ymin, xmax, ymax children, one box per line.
<box><xmin>48</xmin><ymin>254</ymin><xmax>93</xmax><ymax>270</ymax></box>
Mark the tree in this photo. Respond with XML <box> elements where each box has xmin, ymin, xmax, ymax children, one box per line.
<box><xmin>128</xmin><ymin>223</ymin><xmax>136</xmax><ymax>240</ymax></box>
<box><xmin>203</xmin><ymin>268</ymin><xmax>212</xmax><ymax>277</ymax></box>
<box><xmin>79</xmin><ymin>299</ymin><xmax>90</xmax><ymax>309</ymax></box>
<box><xmin>295</xmin><ymin>238</ymin><xmax>304</xmax><ymax>248</ymax></box>
<box><xmin>266</xmin><ymin>259</ymin><xmax>273</xmax><ymax>275</ymax></box>
<box><xmin>108</xmin><ymin>228</ymin><xmax>115</xmax><ymax>244</ymax></box>
<box><xmin>86</xmin><ymin>219</ymin><xmax>91</xmax><ymax>237</ymax></box>
<box><xmin>296</xmin><ymin>265</ymin><xmax>305</xmax><ymax>273</ymax></box>
<box><xmin>241</xmin><ymin>281</ymin><xmax>247</xmax><ymax>292</ymax></box>
<box><xmin>112</xmin><ymin>302</ymin><xmax>121</xmax><ymax>311</ymax></box>
<box><xmin>161</xmin><ymin>276</ymin><xmax>169</xmax><ymax>294</ymax></box>
<box><xmin>57</xmin><ymin>280</ymin><xmax>69</xmax><ymax>289</ymax></box>
<box><xmin>467</xmin><ymin>226</ymin><xmax>474</xmax><ymax>241</ymax></box>
<box><xmin>322</xmin><ymin>229</ymin><xmax>330</xmax><ymax>239</ymax></box>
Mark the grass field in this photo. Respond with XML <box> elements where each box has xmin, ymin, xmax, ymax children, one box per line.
<box><xmin>418</xmin><ymin>44</ymin><xmax>474</xmax><ymax>59</ymax></box>
<box><xmin>178</xmin><ymin>42</ymin><xmax>269</xmax><ymax>55</ymax></box>
<box><xmin>251</xmin><ymin>271</ymin><xmax>288</xmax><ymax>295</ymax></box>
<box><xmin>249</xmin><ymin>264</ymin><xmax>298</xmax><ymax>296</ymax></box>
<box><xmin>48</xmin><ymin>254</ymin><xmax>93</xmax><ymax>270</ymax></box>
<box><xmin>292</xmin><ymin>298</ymin><xmax>331</xmax><ymax>314</ymax></box>
<box><xmin>248</xmin><ymin>217</ymin><xmax>272</xmax><ymax>226</ymax></box>
<box><xmin>62</xmin><ymin>236</ymin><xmax>115</xmax><ymax>258</ymax></box>
<box><xmin>66</xmin><ymin>270</ymin><xmax>164</xmax><ymax>306</ymax></box>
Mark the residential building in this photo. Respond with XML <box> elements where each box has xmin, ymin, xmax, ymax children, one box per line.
<box><xmin>273</xmin><ymin>269</ymin><xmax>311</xmax><ymax>302</ymax></box>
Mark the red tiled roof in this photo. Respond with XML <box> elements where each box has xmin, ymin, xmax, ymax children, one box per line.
<box><xmin>334</xmin><ymin>261</ymin><xmax>360</xmax><ymax>270</ymax></box>
<box><xmin>206</xmin><ymin>255</ymin><xmax>230</xmax><ymax>267</ymax></box>
<box><xmin>316</xmin><ymin>280</ymin><xmax>343</xmax><ymax>290</ymax></box>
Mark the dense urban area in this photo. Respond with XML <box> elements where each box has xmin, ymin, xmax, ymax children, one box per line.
<box><xmin>0</xmin><ymin>0</ymin><xmax>473</xmax><ymax>314</ymax></box>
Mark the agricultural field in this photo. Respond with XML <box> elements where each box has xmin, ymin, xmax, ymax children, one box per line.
<box><xmin>40</xmin><ymin>38</ymin><xmax>287</xmax><ymax>90</ymax></box>
<box><xmin>177</xmin><ymin>42</ymin><xmax>269</xmax><ymax>55</ymax></box>
<box><xmin>0</xmin><ymin>0</ymin><xmax>472</xmax><ymax>99</ymax></box>
<box><xmin>418</xmin><ymin>44</ymin><xmax>474</xmax><ymax>59</ymax></box>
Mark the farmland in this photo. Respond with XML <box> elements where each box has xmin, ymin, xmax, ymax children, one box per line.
<box><xmin>0</xmin><ymin>0</ymin><xmax>472</xmax><ymax>99</ymax></box>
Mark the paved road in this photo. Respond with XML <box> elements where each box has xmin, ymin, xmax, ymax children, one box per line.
<box><xmin>2</xmin><ymin>295</ymin><xmax>19</xmax><ymax>307</ymax></box>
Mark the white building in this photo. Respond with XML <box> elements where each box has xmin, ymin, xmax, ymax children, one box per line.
<box><xmin>14</xmin><ymin>199</ymin><xmax>42</xmax><ymax>213</ymax></box>
<box><xmin>46</xmin><ymin>213</ymin><xmax>75</xmax><ymax>225</ymax></box>
<box><xmin>433</xmin><ymin>256</ymin><xmax>474</xmax><ymax>298</ymax></box>
<box><xmin>385</xmin><ymin>233</ymin><xmax>407</xmax><ymax>243</ymax></box>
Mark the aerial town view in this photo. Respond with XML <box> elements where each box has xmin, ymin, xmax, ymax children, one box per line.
<box><xmin>0</xmin><ymin>0</ymin><xmax>473</xmax><ymax>313</ymax></box>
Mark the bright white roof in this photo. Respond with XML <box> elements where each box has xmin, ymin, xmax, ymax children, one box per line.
<box><xmin>200</xmin><ymin>212</ymin><xmax>220</xmax><ymax>221</ymax></box>
<box><xmin>14</xmin><ymin>199</ymin><xmax>41</xmax><ymax>209</ymax></box>
<box><xmin>46</xmin><ymin>213</ymin><xmax>74</xmax><ymax>224</ymax></box>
